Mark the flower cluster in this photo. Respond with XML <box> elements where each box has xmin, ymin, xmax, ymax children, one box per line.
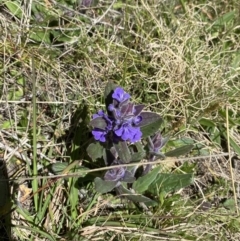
<box><xmin>104</xmin><ymin>160</ymin><xmax>126</xmax><ymax>182</ymax></box>
<box><xmin>104</xmin><ymin>160</ymin><xmax>135</xmax><ymax>184</ymax></box>
<box><xmin>148</xmin><ymin>132</ymin><xmax>166</xmax><ymax>154</ymax></box>
<box><xmin>91</xmin><ymin>87</ymin><xmax>144</xmax><ymax>143</ymax></box>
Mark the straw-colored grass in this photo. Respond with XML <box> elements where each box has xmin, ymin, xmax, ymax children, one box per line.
<box><xmin>0</xmin><ymin>0</ymin><xmax>240</xmax><ymax>240</ymax></box>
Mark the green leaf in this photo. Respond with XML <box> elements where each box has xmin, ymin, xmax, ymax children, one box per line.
<box><xmin>138</xmin><ymin>112</ymin><xmax>162</xmax><ymax>138</ymax></box>
<box><xmin>165</xmin><ymin>144</ymin><xmax>194</xmax><ymax>157</ymax></box>
<box><xmin>5</xmin><ymin>1</ymin><xmax>23</xmax><ymax>18</ymax></box>
<box><xmin>149</xmin><ymin>173</ymin><xmax>194</xmax><ymax>195</ymax></box>
<box><xmin>130</xmin><ymin>151</ymin><xmax>145</xmax><ymax>162</ymax></box>
<box><xmin>90</xmin><ymin>117</ymin><xmax>107</xmax><ymax>130</ymax></box>
<box><xmin>49</xmin><ymin>162</ymin><xmax>68</xmax><ymax>174</ymax></box>
<box><xmin>29</xmin><ymin>31</ymin><xmax>51</xmax><ymax>44</ymax></box>
<box><xmin>130</xmin><ymin>142</ymin><xmax>146</xmax><ymax>162</ymax></box>
<box><xmin>1</xmin><ymin>120</ymin><xmax>13</xmax><ymax>129</ymax></box>
<box><xmin>87</xmin><ymin>142</ymin><xmax>104</xmax><ymax>161</ymax></box>
<box><xmin>213</xmin><ymin>11</ymin><xmax>235</xmax><ymax>27</ymax></box>
<box><xmin>222</xmin><ymin>198</ymin><xmax>236</xmax><ymax>211</ymax></box>
<box><xmin>94</xmin><ymin>177</ymin><xmax>117</xmax><ymax>194</ymax></box>
<box><xmin>113</xmin><ymin>141</ymin><xmax>131</xmax><ymax>163</ymax></box>
<box><xmin>133</xmin><ymin>166</ymin><xmax>161</xmax><ymax>193</ymax></box>
<box><xmin>199</xmin><ymin>118</ymin><xmax>216</xmax><ymax>127</ymax></box>
<box><xmin>167</xmin><ymin>138</ymin><xmax>195</xmax><ymax>147</ymax></box>
<box><xmin>49</xmin><ymin>162</ymin><xmax>88</xmax><ymax>175</ymax></box>
<box><xmin>122</xmin><ymin>170</ymin><xmax>135</xmax><ymax>183</ymax></box>
<box><xmin>116</xmin><ymin>185</ymin><xmax>157</xmax><ymax>206</ymax></box>
<box><xmin>230</xmin><ymin>51</ymin><xmax>240</xmax><ymax>74</ymax></box>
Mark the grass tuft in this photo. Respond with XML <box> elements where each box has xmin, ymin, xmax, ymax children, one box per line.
<box><xmin>0</xmin><ymin>0</ymin><xmax>240</xmax><ymax>240</ymax></box>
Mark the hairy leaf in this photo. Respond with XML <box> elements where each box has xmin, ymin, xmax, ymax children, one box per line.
<box><xmin>87</xmin><ymin>142</ymin><xmax>104</xmax><ymax>161</ymax></box>
<box><xmin>94</xmin><ymin>177</ymin><xmax>118</xmax><ymax>194</ymax></box>
<box><xmin>165</xmin><ymin>144</ymin><xmax>194</xmax><ymax>157</ymax></box>
<box><xmin>137</xmin><ymin>112</ymin><xmax>162</xmax><ymax>138</ymax></box>
<box><xmin>133</xmin><ymin>166</ymin><xmax>161</xmax><ymax>193</ymax></box>
<box><xmin>116</xmin><ymin>185</ymin><xmax>157</xmax><ymax>206</ymax></box>
<box><xmin>149</xmin><ymin>173</ymin><xmax>193</xmax><ymax>195</ymax></box>
<box><xmin>90</xmin><ymin>117</ymin><xmax>107</xmax><ymax>130</ymax></box>
<box><xmin>113</xmin><ymin>141</ymin><xmax>131</xmax><ymax>163</ymax></box>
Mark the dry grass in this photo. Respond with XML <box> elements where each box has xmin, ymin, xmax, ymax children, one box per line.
<box><xmin>0</xmin><ymin>0</ymin><xmax>240</xmax><ymax>240</ymax></box>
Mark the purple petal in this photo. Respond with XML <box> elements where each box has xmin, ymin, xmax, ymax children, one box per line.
<box><xmin>150</xmin><ymin>132</ymin><xmax>167</xmax><ymax>152</ymax></box>
<box><xmin>104</xmin><ymin>160</ymin><xmax>126</xmax><ymax>181</ymax></box>
<box><xmin>121</xmin><ymin>125</ymin><xmax>135</xmax><ymax>141</ymax></box>
<box><xmin>114</xmin><ymin>125</ymin><xmax>124</xmax><ymax>137</ymax></box>
<box><xmin>130</xmin><ymin>128</ymin><xmax>142</xmax><ymax>142</ymax></box>
<box><xmin>119</xmin><ymin>102</ymin><xmax>135</xmax><ymax>118</ymax></box>
<box><xmin>92</xmin><ymin>110</ymin><xmax>105</xmax><ymax>119</ymax></box>
<box><xmin>108</xmin><ymin>104</ymin><xmax>115</xmax><ymax>111</ymax></box>
<box><xmin>112</xmin><ymin>87</ymin><xmax>130</xmax><ymax>103</ymax></box>
<box><xmin>92</xmin><ymin>129</ymin><xmax>107</xmax><ymax>142</ymax></box>
<box><xmin>133</xmin><ymin>116</ymin><xmax>142</xmax><ymax>125</ymax></box>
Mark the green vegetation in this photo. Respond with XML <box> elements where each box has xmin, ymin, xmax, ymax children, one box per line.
<box><xmin>0</xmin><ymin>0</ymin><xmax>240</xmax><ymax>240</ymax></box>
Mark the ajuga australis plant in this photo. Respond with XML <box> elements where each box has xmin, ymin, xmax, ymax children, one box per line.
<box><xmin>87</xmin><ymin>82</ymin><xmax>194</xmax><ymax>206</ymax></box>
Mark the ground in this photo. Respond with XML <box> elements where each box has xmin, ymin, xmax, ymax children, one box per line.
<box><xmin>0</xmin><ymin>0</ymin><xmax>240</xmax><ymax>240</ymax></box>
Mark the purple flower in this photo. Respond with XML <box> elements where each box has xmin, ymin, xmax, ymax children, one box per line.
<box><xmin>91</xmin><ymin>110</ymin><xmax>113</xmax><ymax>142</ymax></box>
<box><xmin>104</xmin><ymin>160</ymin><xmax>126</xmax><ymax>181</ymax></box>
<box><xmin>92</xmin><ymin>110</ymin><xmax>108</xmax><ymax>120</ymax></box>
<box><xmin>92</xmin><ymin>129</ymin><xmax>106</xmax><ymax>142</ymax></box>
<box><xmin>114</xmin><ymin>123</ymin><xmax>142</xmax><ymax>142</ymax></box>
<box><xmin>112</xmin><ymin>87</ymin><xmax>130</xmax><ymax>103</ymax></box>
<box><xmin>132</xmin><ymin>116</ymin><xmax>142</xmax><ymax>125</ymax></box>
<box><xmin>149</xmin><ymin>132</ymin><xmax>167</xmax><ymax>153</ymax></box>
<box><xmin>91</xmin><ymin>87</ymin><xmax>144</xmax><ymax>143</ymax></box>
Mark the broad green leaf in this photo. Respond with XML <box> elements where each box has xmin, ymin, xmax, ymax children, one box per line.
<box><xmin>213</xmin><ymin>11</ymin><xmax>235</xmax><ymax>27</ymax></box>
<box><xmin>199</xmin><ymin>118</ymin><xmax>216</xmax><ymax>127</ymax></box>
<box><xmin>114</xmin><ymin>141</ymin><xmax>131</xmax><ymax>163</ymax></box>
<box><xmin>165</xmin><ymin>144</ymin><xmax>194</xmax><ymax>157</ymax></box>
<box><xmin>222</xmin><ymin>198</ymin><xmax>237</xmax><ymax>211</ymax></box>
<box><xmin>29</xmin><ymin>31</ymin><xmax>51</xmax><ymax>44</ymax></box>
<box><xmin>149</xmin><ymin>173</ymin><xmax>193</xmax><ymax>195</ymax></box>
<box><xmin>1</xmin><ymin>120</ymin><xmax>13</xmax><ymax>129</ymax></box>
<box><xmin>49</xmin><ymin>162</ymin><xmax>68</xmax><ymax>174</ymax></box>
<box><xmin>133</xmin><ymin>166</ymin><xmax>161</xmax><ymax>193</ymax></box>
<box><xmin>94</xmin><ymin>177</ymin><xmax>117</xmax><ymax>193</ymax></box>
<box><xmin>122</xmin><ymin>170</ymin><xmax>135</xmax><ymax>183</ymax></box>
<box><xmin>87</xmin><ymin>142</ymin><xmax>104</xmax><ymax>161</ymax></box>
<box><xmin>49</xmin><ymin>162</ymin><xmax>89</xmax><ymax>175</ymax></box>
<box><xmin>130</xmin><ymin>142</ymin><xmax>146</xmax><ymax>162</ymax></box>
<box><xmin>167</xmin><ymin>137</ymin><xmax>195</xmax><ymax>147</ymax></box>
<box><xmin>5</xmin><ymin>1</ymin><xmax>23</xmax><ymax>18</ymax></box>
<box><xmin>90</xmin><ymin>117</ymin><xmax>107</xmax><ymax>130</ymax></box>
<box><xmin>138</xmin><ymin>112</ymin><xmax>162</xmax><ymax>138</ymax></box>
<box><xmin>130</xmin><ymin>151</ymin><xmax>145</xmax><ymax>162</ymax></box>
<box><xmin>116</xmin><ymin>185</ymin><xmax>157</xmax><ymax>206</ymax></box>
<box><xmin>230</xmin><ymin>51</ymin><xmax>240</xmax><ymax>74</ymax></box>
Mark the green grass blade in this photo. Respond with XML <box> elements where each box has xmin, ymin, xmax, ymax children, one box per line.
<box><xmin>32</xmin><ymin>58</ymin><xmax>38</xmax><ymax>212</ymax></box>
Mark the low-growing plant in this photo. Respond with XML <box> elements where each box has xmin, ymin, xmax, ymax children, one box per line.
<box><xmin>87</xmin><ymin>81</ymin><xmax>194</xmax><ymax>206</ymax></box>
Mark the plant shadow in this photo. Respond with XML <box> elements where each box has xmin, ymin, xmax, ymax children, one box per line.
<box><xmin>0</xmin><ymin>159</ymin><xmax>12</xmax><ymax>241</ymax></box>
